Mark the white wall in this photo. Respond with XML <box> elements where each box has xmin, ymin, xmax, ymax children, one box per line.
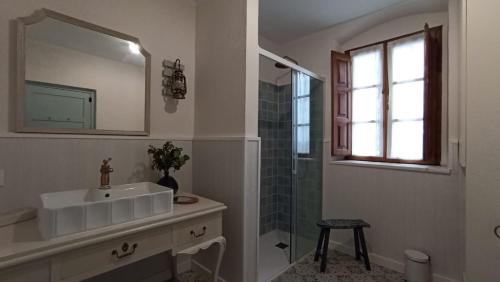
<box><xmin>194</xmin><ymin>0</ymin><xmax>247</xmax><ymax>137</ymax></box>
<box><xmin>26</xmin><ymin>39</ymin><xmax>145</xmax><ymax>131</ymax></box>
<box><xmin>0</xmin><ymin>0</ymin><xmax>196</xmax><ymax>207</ymax></box>
<box><xmin>277</xmin><ymin>10</ymin><xmax>463</xmax><ymax>282</ymax></box>
<box><xmin>465</xmin><ymin>1</ymin><xmax>500</xmax><ymax>281</ymax></box>
<box><xmin>0</xmin><ymin>0</ymin><xmax>196</xmax><ymax>137</ymax></box>
<box><xmin>0</xmin><ymin>1</ymin><xmax>196</xmax><ymax>280</ymax></box>
<box><xmin>194</xmin><ymin>1</ymin><xmax>259</xmax><ymax>281</ymax></box>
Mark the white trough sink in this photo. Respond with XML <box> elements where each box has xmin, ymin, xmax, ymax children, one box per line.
<box><xmin>38</xmin><ymin>182</ymin><xmax>173</xmax><ymax>240</ymax></box>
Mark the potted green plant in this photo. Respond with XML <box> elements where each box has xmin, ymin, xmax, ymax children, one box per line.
<box><xmin>147</xmin><ymin>141</ymin><xmax>190</xmax><ymax>194</ymax></box>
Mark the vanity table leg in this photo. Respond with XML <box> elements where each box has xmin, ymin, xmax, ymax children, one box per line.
<box><xmin>170</xmin><ymin>251</ymin><xmax>179</xmax><ymax>282</ymax></box>
<box><xmin>212</xmin><ymin>236</ymin><xmax>226</xmax><ymax>282</ymax></box>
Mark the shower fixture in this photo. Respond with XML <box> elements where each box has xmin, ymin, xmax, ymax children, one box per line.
<box><xmin>275</xmin><ymin>56</ymin><xmax>299</xmax><ymax>69</ymax></box>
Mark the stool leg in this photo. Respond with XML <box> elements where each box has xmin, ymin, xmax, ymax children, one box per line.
<box><xmin>314</xmin><ymin>229</ymin><xmax>325</xmax><ymax>262</ymax></box>
<box><xmin>320</xmin><ymin>229</ymin><xmax>330</xmax><ymax>273</ymax></box>
<box><xmin>353</xmin><ymin>228</ymin><xmax>360</xmax><ymax>261</ymax></box>
<box><xmin>358</xmin><ymin>228</ymin><xmax>371</xmax><ymax>271</ymax></box>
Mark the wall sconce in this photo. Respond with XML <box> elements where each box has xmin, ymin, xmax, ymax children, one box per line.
<box><xmin>162</xmin><ymin>59</ymin><xmax>187</xmax><ymax>99</ymax></box>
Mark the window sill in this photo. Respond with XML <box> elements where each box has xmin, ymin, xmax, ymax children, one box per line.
<box><xmin>330</xmin><ymin>160</ymin><xmax>451</xmax><ymax>175</ymax></box>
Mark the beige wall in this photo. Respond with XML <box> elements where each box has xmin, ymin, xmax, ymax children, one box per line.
<box><xmin>0</xmin><ymin>0</ymin><xmax>196</xmax><ymax>210</ymax></box>
<box><xmin>0</xmin><ymin>2</ymin><xmax>196</xmax><ymax>280</ymax></box>
<box><xmin>0</xmin><ymin>0</ymin><xmax>196</xmax><ymax>137</ymax></box>
<box><xmin>277</xmin><ymin>10</ymin><xmax>463</xmax><ymax>281</ymax></box>
<box><xmin>26</xmin><ymin>39</ymin><xmax>145</xmax><ymax>131</ymax></box>
<box><xmin>465</xmin><ymin>0</ymin><xmax>500</xmax><ymax>280</ymax></box>
<box><xmin>194</xmin><ymin>0</ymin><xmax>259</xmax><ymax>281</ymax></box>
<box><xmin>194</xmin><ymin>0</ymin><xmax>247</xmax><ymax>137</ymax></box>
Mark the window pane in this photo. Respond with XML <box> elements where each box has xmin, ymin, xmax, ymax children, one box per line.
<box><xmin>297</xmin><ymin>97</ymin><xmax>310</xmax><ymax>124</ymax></box>
<box><xmin>352</xmin><ymin>123</ymin><xmax>383</xmax><ymax>157</ymax></box>
<box><xmin>297</xmin><ymin>73</ymin><xmax>310</xmax><ymax>96</ymax></box>
<box><xmin>389</xmin><ymin>120</ymin><xmax>423</xmax><ymax>160</ymax></box>
<box><xmin>353</xmin><ymin>87</ymin><xmax>382</xmax><ymax>122</ymax></box>
<box><xmin>352</xmin><ymin>46</ymin><xmax>383</xmax><ymax>88</ymax></box>
<box><xmin>390</xmin><ymin>35</ymin><xmax>424</xmax><ymax>82</ymax></box>
<box><xmin>297</xmin><ymin>125</ymin><xmax>310</xmax><ymax>154</ymax></box>
<box><xmin>391</xmin><ymin>81</ymin><xmax>424</xmax><ymax>120</ymax></box>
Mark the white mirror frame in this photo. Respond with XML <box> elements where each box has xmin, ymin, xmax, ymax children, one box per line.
<box><xmin>16</xmin><ymin>8</ymin><xmax>151</xmax><ymax>136</ymax></box>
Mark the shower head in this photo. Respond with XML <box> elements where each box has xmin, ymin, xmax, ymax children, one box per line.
<box><xmin>275</xmin><ymin>56</ymin><xmax>299</xmax><ymax>69</ymax></box>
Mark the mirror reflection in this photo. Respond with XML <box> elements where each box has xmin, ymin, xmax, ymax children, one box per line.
<box><xmin>23</xmin><ymin>16</ymin><xmax>147</xmax><ymax>133</ymax></box>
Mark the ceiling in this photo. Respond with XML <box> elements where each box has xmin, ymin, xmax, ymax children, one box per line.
<box><xmin>259</xmin><ymin>0</ymin><xmax>448</xmax><ymax>44</ymax></box>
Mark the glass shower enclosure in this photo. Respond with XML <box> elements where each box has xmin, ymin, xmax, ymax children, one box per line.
<box><xmin>258</xmin><ymin>54</ymin><xmax>323</xmax><ymax>281</ymax></box>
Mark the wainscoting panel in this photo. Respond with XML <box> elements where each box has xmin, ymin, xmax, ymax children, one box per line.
<box><xmin>0</xmin><ymin>137</ymin><xmax>192</xmax><ymax>214</ymax></box>
<box><xmin>192</xmin><ymin>137</ymin><xmax>260</xmax><ymax>282</ymax></box>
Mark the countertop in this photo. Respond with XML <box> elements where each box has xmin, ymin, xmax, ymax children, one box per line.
<box><xmin>0</xmin><ymin>192</ymin><xmax>226</xmax><ymax>269</ymax></box>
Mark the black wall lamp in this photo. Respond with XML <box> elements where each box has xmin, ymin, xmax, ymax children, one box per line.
<box><xmin>162</xmin><ymin>59</ymin><xmax>187</xmax><ymax>99</ymax></box>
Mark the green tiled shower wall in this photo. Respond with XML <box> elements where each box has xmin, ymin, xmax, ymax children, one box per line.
<box><xmin>258</xmin><ymin>78</ymin><xmax>323</xmax><ymax>256</ymax></box>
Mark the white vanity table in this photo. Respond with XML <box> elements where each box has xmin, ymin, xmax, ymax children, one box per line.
<box><xmin>0</xmin><ymin>192</ymin><xmax>226</xmax><ymax>282</ymax></box>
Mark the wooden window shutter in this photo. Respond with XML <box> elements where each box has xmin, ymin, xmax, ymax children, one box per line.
<box><xmin>423</xmin><ymin>24</ymin><xmax>442</xmax><ymax>164</ymax></box>
<box><xmin>331</xmin><ymin>51</ymin><xmax>352</xmax><ymax>156</ymax></box>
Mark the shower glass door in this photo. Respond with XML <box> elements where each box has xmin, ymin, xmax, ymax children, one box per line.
<box><xmin>291</xmin><ymin>70</ymin><xmax>323</xmax><ymax>261</ymax></box>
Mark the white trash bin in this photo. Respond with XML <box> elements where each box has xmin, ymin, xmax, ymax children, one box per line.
<box><xmin>404</xmin><ymin>249</ymin><xmax>430</xmax><ymax>282</ymax></box>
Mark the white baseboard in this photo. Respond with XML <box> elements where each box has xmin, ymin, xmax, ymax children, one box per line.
<box><xmin>330</xmin><ymin>240</ymin><xmax>459</xmax><ymax>282</ymax></box>
<box><xmin>191</xmin><ymin>259</ymin><xmax>228</xmax><ymax>282</ymax></box>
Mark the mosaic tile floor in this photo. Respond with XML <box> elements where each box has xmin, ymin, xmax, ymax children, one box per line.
<box><xmin>176</xmin><ymin>250</ymin><xmax>405</xmax><ymax>282</ymax></box>
<box><xmin>272</xmin><ymin>250</ymin><xmax>405</xmax><ymax>282</ymax></box>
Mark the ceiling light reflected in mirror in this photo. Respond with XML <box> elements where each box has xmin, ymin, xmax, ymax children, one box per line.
<box><xmin>128</xmin><ymin>42</ymin><xmax>140</xmax><ymax>55</ymax></box>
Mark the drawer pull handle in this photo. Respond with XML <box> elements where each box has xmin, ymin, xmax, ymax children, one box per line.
<box><xmin>190</xmin><ymin>226</ymin><xmax>207</xmax><ymax>238</ymax></box>
<box><xmin>111</xmin><ymin>242</ymin><xmax>138</xmax><ymax>259</ymax></box>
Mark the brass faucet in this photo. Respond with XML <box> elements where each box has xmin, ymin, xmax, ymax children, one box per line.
<box><xmin>99</xmin><ymin>158</ymin><xmax>114</xmax><ymax>189</ymax></box>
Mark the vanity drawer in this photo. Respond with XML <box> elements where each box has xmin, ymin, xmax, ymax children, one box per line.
<box><xmin>173</xmin><ymin>212</ymin><xmax>222</xmax><ymax>250</ymax></box>
<box><xmin>53</xmin><ymin>225</ymin><xmax>173</xmax><ymax>282</ymax></box>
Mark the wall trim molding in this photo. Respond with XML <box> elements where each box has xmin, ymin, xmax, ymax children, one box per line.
<box><xmin>193</xmin><ymin>136</ymin><xmax>260</xmax><ymax>141</ymax></box>
<box><xmin>0</xmin><ymin>134</ymin><xmax>261</xmax><ymax>142</ymax></box>
<box><xmin>330</xmin><ymin>240</ymin><xmax>459</xmax><ymax>282</ymax></box>
<box><xmin>0</xmin><ymin>133</ymin><xmax>193</xmax><ymax>141</ymax></box>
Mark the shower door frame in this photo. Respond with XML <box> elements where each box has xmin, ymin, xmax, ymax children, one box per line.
<box><xmin>258</xmin><ymin>48</ymin><xmax>326</xmax><ymax>275</ymax></box>
<box><xmin>259</xmin><ymin>48</ymin><xmax>324</xmax><ymax>81</ymax></box>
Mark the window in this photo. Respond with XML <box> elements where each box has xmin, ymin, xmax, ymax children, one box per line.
<box><xmin>295</xmin><ymin>72</ymin><xmax>311</xmax><ymax>155</ymax></box>
<box><xmin>331</xmin><ymin>25</ymin><xmax>442</xmax><ymax>164</ymax></box>
<box><xmin>351</xmin><ymin>46</ymin><xmax>384</xmax><ymax>157</ymax></box>
<box><xmin>388</xmin><ymin>35</ymin><xmax>425</xmax><ymax>160</ymax></box>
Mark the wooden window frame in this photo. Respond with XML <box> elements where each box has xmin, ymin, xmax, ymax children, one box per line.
<box><xmin>332</xmin><ymin>26</ymin><xmax>442</xmax><ymax>165</ymax></box>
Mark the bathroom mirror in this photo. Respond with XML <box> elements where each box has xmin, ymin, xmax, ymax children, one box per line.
<box><xmin>16</xmin><ymin>9</ymin><xmax>150</xmax><ymax>135</ymax></box>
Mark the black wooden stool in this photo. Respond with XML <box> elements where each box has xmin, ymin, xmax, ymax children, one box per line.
<box><xmin>314</xmin><ymin>219</ymin><xmax>371</xmax><ymax>273</ymax></box>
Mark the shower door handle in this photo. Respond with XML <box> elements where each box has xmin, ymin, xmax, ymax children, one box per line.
<box><xmin>292</xmin><ymin>154</ymin><xmax>298</xmax><ymax>175</ymax></box>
